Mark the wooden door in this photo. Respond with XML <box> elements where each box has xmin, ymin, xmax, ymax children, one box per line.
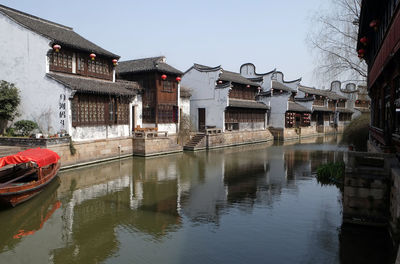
<box><xmin>198</xmin><ymin>108</ymin><xmax>205</xmax><ymax>131</ymax></box>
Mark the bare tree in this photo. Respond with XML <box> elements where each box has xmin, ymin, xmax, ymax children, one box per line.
<box><xmin>307</xmin><ymin>0</ymin><xmax>367</xmax><ymax>84</ymax></box>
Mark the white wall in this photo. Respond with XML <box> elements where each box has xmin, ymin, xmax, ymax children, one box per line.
<box><xmin>179</xmin><ymin>97</ymin><xmax>190</xmax><ymax>118</ymax></box>
<box><xmin>0</xmin><ymin>14</ymin><xmax>67</xmax><ymax>135</ymax></box>
<box><xmin>182</xmin><ymin>67</ymin><xmax>229</xmax><ymax>131</ymax></box>
<box><xmin>262</xmin><ymin>94</ymin><xmax>290</xmax><ymax>128</ymax></box>
<box><xmin>131</xmin><ymin>94</ymin><xmax>143</xmax><ymax>132</ymax></box>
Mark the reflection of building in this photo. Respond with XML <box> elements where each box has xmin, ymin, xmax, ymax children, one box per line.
<box><xmin>357</xmin><ymin>0</ymin><xmax>400</xmax><ymax>152</ymax></box>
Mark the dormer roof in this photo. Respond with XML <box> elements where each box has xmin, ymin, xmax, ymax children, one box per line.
<box><xmin>117</xmin><ymin>56</ymin><xmax>183</xmax><ymax>75</ymax></box>
<box><xmin>0</xmin><ymin>4</ymin><xmax>118</xmax><ymax>58</ymax></box>
<box><xmin>220</xmin><ymin>70</ymin><xmax>259</xmax><ymax>86</ymax></box>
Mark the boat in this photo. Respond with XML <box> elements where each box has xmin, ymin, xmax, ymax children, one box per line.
<box><xmin>0</xmin><ymin>148</ymin><xmax>60</xmax><ymax>207</ymax></box>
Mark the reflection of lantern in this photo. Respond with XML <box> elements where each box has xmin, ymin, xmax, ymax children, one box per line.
<box><xmin>176</xmin><ymin>76</ymin><xmax>181</xmax><ymax>82</ymax></box>
<box><xmin>90</xmin><ymin>53</ymin><xmax>96</xmax><ymax>60</ymax></box>
<box><xmin>369</xmin><ymin>20</ymin><xmax>379</xmax><ymax>31</ymax></box>
<box><xmin>161</xmin><ymin>74</ymin><xmax>167</xmax><ymax>80</ymax></box>
<box><xmin>360</xmin><ymin>37</ymin><xmax>368</xmax><ymax>45</ymax></box>
<box><xmin>53</xmin><ymin>44</ymin><xmax>61</xmax><ymax>52</ymax></box>
<box><xmin>112</xmin><ymin>59</ymin><xmax>118</xmax><ymax>66</ymax></box>
<box><xmin>358</xmin><ymin>49</ymin><xmax>365</xmax><ymax>58</ymax></box>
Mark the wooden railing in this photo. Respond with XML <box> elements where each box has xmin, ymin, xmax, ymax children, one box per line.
<box><xmin>370</xmin><ymin>126</ymin><xmax>385</xmax><ymax>145</ymax></box>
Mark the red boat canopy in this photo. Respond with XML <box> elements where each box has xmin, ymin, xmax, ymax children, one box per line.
<box><xmin>0</xmin><ymin>148</ymin><xmax>60</xmax><ymax>168</ymax></box>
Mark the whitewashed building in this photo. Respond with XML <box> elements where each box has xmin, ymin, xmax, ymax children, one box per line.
<box><xmin>240</xmin><ymin>64</ymin><xmax>314</xmax><ymax>139</ymax></box>
<box><xmin>0</xmin><ymin>5</ymin><xmax>141</xmax><ymax>141</ymax></box>
<box><xmin>182</xmin><ymin>64</ymin><xmax>269</xmax><ymax>132</ymax></box>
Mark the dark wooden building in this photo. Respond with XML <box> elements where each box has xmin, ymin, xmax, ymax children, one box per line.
<box><xmin>117</xmin><ymin>57</ymin><xmax>183</xmax><ymax>132</ymax></box>
<box><xmin>358</xmin><ymin>0</ymin><xmax>400</xmax><ymax>152</ymax></box>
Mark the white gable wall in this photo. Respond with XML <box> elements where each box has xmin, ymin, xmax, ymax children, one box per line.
<box><xmin>0</xmin><ymin>13</ymin><xmax>70</xmax><ymax>135</ymax></box>
<box><xmin>182</xmin><ymin>68</ymin><xmax>229</xmax><ymax>131</ymax></box>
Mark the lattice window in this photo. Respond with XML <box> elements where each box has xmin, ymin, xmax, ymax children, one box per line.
<box><xmin>49</xmin><ymin>50</ymin><xmax>72</xmax><ymax>73</ymax></box>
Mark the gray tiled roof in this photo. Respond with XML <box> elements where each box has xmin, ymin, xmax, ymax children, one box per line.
<box><xmin>0</xmin><ymin>5</ymin><xmax>118</xmax><ymax>58</ymax></box>
<box><xmin>288</xmin><ymin>101</ymin><xmax>311</xmax><ymax>112</ymax></box>
<box><xmin>228</xmin><ymin>99</ymin><xmax>269</xmax><ymax>110</ymax></box>
<box><xmin>298</xmin><ymin>85</ymin><xmax>346</xmax><ymax>100</ymax></box>
<box><xmin>272</xmin><ymin>80</ymin><xmax>296</xmax><ymax>92</ymax></box>
<box><xmin>220</xmin><ymin>70</ymin><xmax>259</xmax><ymax>86</ymax></box>
<box><xmin>336</xmin><ymin>107</ymin><xmax>354</xmax><ymax>113</ymax></box>
<box><xmin>313</xmin><ymin>106</ymin><xmax>334</xmax><ymax>112</ymax></box>
<box><xmin>354</xmin><ymin>107</ymin><xmax>370</xmax><ymax>113</ymax></box>
<box><xmin>117</xmin><ymin>56</ymin><xmax>183</xmax><ymax>75</ymax></box>
<box><xmin>47</xmin><ymin>73</ymin><xmax>139</xmax><ymax>96</ymax></box>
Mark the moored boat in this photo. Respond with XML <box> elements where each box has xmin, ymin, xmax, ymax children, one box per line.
<box><xmin>0</xmin><ymin>148</ymin><xmax>60</xmax><ymax>207</ymax></box>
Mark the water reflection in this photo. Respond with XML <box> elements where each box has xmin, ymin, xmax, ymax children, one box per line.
<box><xmin>0</xmin><ymin>137</ymin><xmax>393</xmax><ymax>264</ymax></box>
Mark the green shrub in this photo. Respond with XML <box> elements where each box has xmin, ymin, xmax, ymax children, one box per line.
<box><xmin>341</xmin><ymin>114</ymin><xmax>370</xmax><ymax>151</ymax></box>
<box><xmin>14</xmin><ymin>120</ymin><xmax>38</xmax><ymax>136</ymax></box>
<box><xmin>316</xmin><ymin>161</ymin><xmax>345</xmax><ymax>188</ymax></box>
<box><xmin>5</xmin><ymin>127</ymin><xmax>15</xmax><ymax>137</ymax></box>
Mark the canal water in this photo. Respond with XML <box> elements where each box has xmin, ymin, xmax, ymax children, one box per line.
<box><xmin>0</xmin><ymin>136</ymin><xmax>393</xmax><ymax>264</ymax></box>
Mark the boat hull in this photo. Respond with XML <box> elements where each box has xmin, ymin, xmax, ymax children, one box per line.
<box><xmin>0</xmin><ymin>163</ymin><xmax>60</xmax><ymax>207</ymax></box>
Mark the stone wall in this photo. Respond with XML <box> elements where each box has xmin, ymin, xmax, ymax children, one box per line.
<box><xmin>268</xmin><ymin>127</ymin><xmax>318</xmax><ymax>141</ymax></box>
<box><xmin>300</xmin><ymin>126</ymin><xmax>318</xmax><ymax>138</ymax></box>
<box><xmin>0</xmin><ymin>136</ymin><xmax>70</xmax><ymax>147</ymax></box>
<box><xmin>390</xmin><ymin>167</ymin><xmax>400</xmax><ymax>235</ymax></box>
<box><xmin>206</xmin><ymin>130</ymin><xmax>273</xmax><ymax>149</ymax></box>
<box><xmin>343</xmin><ymin>152</ymin><xmax>396</xmax><ymax>226</ymax></box>
<box><xmin>132</xmin><ymin>135</ymin><xmax>183</xmax><ymax>156</ymax></box>
<box><xmin>48</xmin><ymin>137</ymin><xmax>134</xmax><ymax>168</ymax></box>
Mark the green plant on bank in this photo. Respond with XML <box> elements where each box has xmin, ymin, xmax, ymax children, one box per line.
<box><xmin>316</xmin><ymin>161</ymin><xmax>345</xmax><ymax>188</ymax></box>
<box><xmin>0</xmin><ymin>80</ymin><xmax>21</xmax><ymax>135</ymax></box>
<box><xmin>340</xmin><ymin>114</ymin><xmax>370</xmax><ymax>151</ymax></box>
<box><xmin>14</xmin><ymin>120</ymin><xmax>38</xmax><ymax>136</ymax></box>
<box><xmin>69</xmin><ymin>138</ymin><xmax>76</xmax><ymax>156</ymax></box>
<box><xmin>5</xmin><ymin>127</ymin><xmax>15</xmax><ymax>137</ymax></box>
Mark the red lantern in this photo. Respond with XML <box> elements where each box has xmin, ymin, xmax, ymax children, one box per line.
<box><xmin>369</xmin><ymin>20</ymin><xmax>379</xmax><ymax>31</ymax></box>
<box><xmin>112</xmin><ymin>59</ymin><xmax>118</xmax><ymax>66</ymax></box>
<box><xmin>53</xmin><ymin>44</ymin><xmax>61</xmax><ymax>52</ymax></box>
<box><xmin>218</xmin><ymin>80</ymin><xmax>223</xmax><ymax>84</ymax></box>
<box><xmin>161</xmin><ymin>74</ymin><xmax>167</xmax><ymax>80</ymax></box>
<box><xmin>90</xmin><ymin>53</ymin><xmax>96</xmax><ymax>60</ymax></box>
<box><xmin>360</xmin><ymin>37</ymin><xmax>368</xmax><ymax>45</ymax></box>
<box><xmin>246</xmin><ymin>85</ymin><xmax>250</xmax><ymax>88</ymax></box>
<box><xmin>280</xmin><ymin>90</ymin><xmax>283</xmax><ymax>93</ymax></box>
<box><xmin>176</xmin><ymin>76</ymin><xmax>181</xmax><ymax>82</ymax></box>
<box><xmin>358</xmin><ymin>48</ymin><xmax>365</xmax><ymax>58</ymax></box>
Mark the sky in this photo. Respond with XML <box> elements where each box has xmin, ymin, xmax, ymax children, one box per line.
<box><xmin>1</xmin><ymin>0</ymin><xmax>328</xmax><ymax>87</ymax></box>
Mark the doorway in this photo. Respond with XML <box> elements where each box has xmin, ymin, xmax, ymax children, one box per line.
<box><xmin>198</xmin><ymin>108</ymin><xmax>205</xmax><ymax>132</ymax></box>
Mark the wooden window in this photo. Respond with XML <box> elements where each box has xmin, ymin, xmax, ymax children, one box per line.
<box><xmin>143</xmin><ymin>107</ymin><xmax>155</xmax><ymax>123</ymax></box>
<box><xmin>163</xmin><ymin>81</ymin><xmax>173</xmax><ymax>92</ymax></box>
<box><xmin>49</xmin><ymin>50</ymin><xmax>73</xmax><ymax>73</ymax></box>
<box><xmin>71</xmin><ymin>94</ymin><xmax>129</xmax><ymax>127</ymax></box>
<box><xmin>337</xmin><ymin>101</ymin><xmax>345</xmax><ymax>108</ymax></box>
<box><xmin>157</xmin><ymin>104</ymin><xmax>177</xmax><ymax>123</ymax></box>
